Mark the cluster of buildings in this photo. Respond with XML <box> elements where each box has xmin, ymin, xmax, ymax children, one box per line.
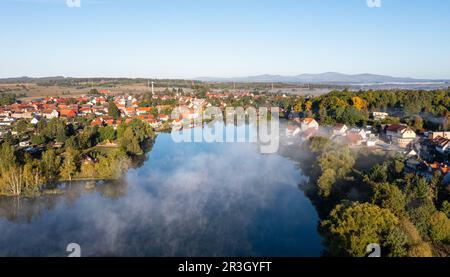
<box><xmin>284</xmin><ymin>110</ymin><xmax>450</xmax><ymax>180</ymax></box>
<box><xmin>285</xmin><ymin>112</ymin><xmax>418</xmax><ymax>150</ymax></box>
<box><xmin>0</xmin><ymin>95</ymin><xmax>176</xmax><ymax>134</ymax></box>
<box><xmin>286</xmin><ymin>117</ymin><xmax>320</xmax><ymax>142</ymax></box>
<box><xmin>404</xmin><ymin>132</ymin><xmax>450</xmax><ymax>181</ymax></box>
<box><xmin>0</xmin><ymin>91</ymin><xmax>239</xmax><ymax>143</ymax></box>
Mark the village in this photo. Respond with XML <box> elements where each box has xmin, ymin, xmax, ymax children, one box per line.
<box><xmin>284</xmin><ymin>111</ymin><xmax>450</xmax><ymax>182</ymax></box>
<box><xmin>1</xmin><ymin>89</ymin><xmax>450</xmax><ymax>183</ymax></box>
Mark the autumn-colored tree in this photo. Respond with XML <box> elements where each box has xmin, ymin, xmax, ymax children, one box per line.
<box><xmin>351</xmin><ymin>96</ymin><xmax>367</xmax><ymax>110</ymax></box>
<box><xmin>304</xmin><ymin>100</ymin><xmax>313</xmax><ymax>111</ymax></box>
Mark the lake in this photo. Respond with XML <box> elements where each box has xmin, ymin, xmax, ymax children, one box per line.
<box><xmin>0</xmin><ymin>124</ymin><xmax>323</xmax><ymax>257</ymax></box>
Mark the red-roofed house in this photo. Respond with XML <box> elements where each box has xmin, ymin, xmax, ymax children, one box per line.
<box><xmin>91</xmin><ymin>118</ymin><xmax>104</xmax><ymax>127</ymax></box>
<box><xmin>59</xmin><ymin>109</ymin><xmax>78</xmax><ymax>118</ymax></box>
<box><xmin>136</xmin><ymin>107</ymin><xmax>152</xmax><ymax>116</ymax></box>
<box><xmin>300</xmin><ymin>118</ymin><xmax>319</xmax><ymax>131</ymax></box>
<box><xmin>158</xmin><ymin>114</ymin><xmax>169</xmax><ymax>121</ymax></box>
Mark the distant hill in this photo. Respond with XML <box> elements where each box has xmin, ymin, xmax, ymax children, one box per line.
<box><xmin>0</xmin><ymin>76</ymin><xmax>66</xmax><ymax>84</ymax></box>
<box><xmin>196</xmin><ymin>72</ymin><xmax>449</xmax><ymax>84</ymax></box>
<box><xmin>1</xmin><ymin>74</ymin><xmax>448</xmax><ymax>87</ymax></box>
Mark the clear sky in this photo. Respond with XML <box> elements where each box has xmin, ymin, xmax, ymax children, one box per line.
<box><xmin>1</xmin><ymin>0</ymin><xmax>450</xmax><ymax>79</ymax></box>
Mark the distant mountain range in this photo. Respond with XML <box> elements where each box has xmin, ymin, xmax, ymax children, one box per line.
<box><xmin>0</xmin><ymin>76</ymin><xmax>66</xmax><ymax>83</ymax></box>
<box><xmin>196</xmin><ymin>72</ymin><xmax>449</xmax><ymax>85</ymax></box>
<box><xmin>1</xmin><ymin>73</ymin><xmax>449</xmax><ymax>86</ymax></box>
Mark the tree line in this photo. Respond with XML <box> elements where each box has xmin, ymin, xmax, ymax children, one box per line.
<box><xmin>0</xmin><ymin>118</ymin><xmax>155</xmax><ymax>197</ymax></box>
<box><xmin>300</xmin><ymin>136</ymin><xmax>450</xmax><ymax>257</ymax></box>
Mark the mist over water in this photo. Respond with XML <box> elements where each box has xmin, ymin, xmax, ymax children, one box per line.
<box><xmin>0</xmin><ymin>124</ymin><xmax>323</xmax><ymax>257</ymax></box>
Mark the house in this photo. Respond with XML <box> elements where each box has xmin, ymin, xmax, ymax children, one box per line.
<box><xmin>386</xmin><ymin>124</ymin><xmax>417</xmax><ymax>148</ymax></box>
<box><xmin>372</xmin><ymin>112</ymin><xmax>389</xmax><ymax>120</ymax></box>
<box><xmin>433</xmin><ymin>136</ymin><xmax>450</xmax><ymax>154</ymax></box>
<box><xmin>346</xmin><ymin>132</ymin><xmax>365</xmax><ymax>146</ymax></box>
<box><xmin>286</xmin><ymin>125</ymin><xmax>301</xmax><ymax>138</ymax></box>
<box><xmin>30</xmin><ymin>117</ymin><xmax>39</xmax><ymax>125</ymax></box>
<box><xmin>42</xmin><ymin>109</ymin><xmax>59</xmax><ymax>119</ymax></box>
<box><xmin>405</xmin><ymin>149</ymin><xmax>418</xmax><ymax>157</ymax></box>
<box><xmin>365</xmin><ymin>139</ymin><xmax>377</xmax><ymax>147</ymax></box>
<box><xmin>428</xmin><ymin>162</ymin><xmax>450</xmax><ymax>175</ymax></box>
<box><xmin>59</xmin><ymin>109</ymin><xmax>77</xmax><ymax>118</ymax></box>
<box><xmin>349</xmin><ymin>128</ymin><xmax>367</xmax><ymax>140</ymax></box>
<box><xmin>79</xmin><ymin>107</ymin><xmax>93</xmax><ymax>115</ymax></box>
<box><xmin>136</xmin><ymin>107</ymin><xmax>152</xmax><ymax>116</ymax></box>
<box><xmin>91</xmin><ymin>118</ymin><xmax>104</xmax><ymax>127</ymax></box>
<box><xmin>19</xmin><ymin>141</ymin><xmax>31</xmax><ymax>147</ymax></box>
<box><xmin>11</xmin><ymin>112</ymin><xmax>33</xmax><ymax>119</ymax></box>
<box><xmin>299</xmin><ymin>118</ymin><xmax>319</xmax><ymax>131</ymax></box>
<box><xmin>147</xmin><ymin>119</ymin><xmax>161</xmax><ymax>129</ymax></box>
<box><xmin>52</xmin><ymin>141</ymin><xmax>65</xmax><ymax>149</ymax></box>
<box><xmin>158</xmin><ymin>114</ymin><xmax>169</xmax><ymax>122</ymax></box>
<box><xmin>99</xmin><ymin>89</ymin><xmax>111</xmax><ymax>95</ymax></box>
<box><xmin>124</xmin><ymin>107</ymin><xmax>136</xmax><ymax>116</ymax></box>
<box><xmin>0</xmin><ymin>117</ymin><xmax>15</xmax><ymax>126</ymax></box>
<box><xmin>332</xmin><ymin>124</ymin><xmax>348</xmax><ymax>136</ymax></box>
<box><xmin>429</xmin><ymin>132</ymin><xmax>450</xmax><ymax>140</ymax></box>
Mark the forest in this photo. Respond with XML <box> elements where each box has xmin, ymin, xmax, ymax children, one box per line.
<box><xmin>0</xmin><ymin>118</ymin><xmax>155</xmax><ymax>197</ymax></box>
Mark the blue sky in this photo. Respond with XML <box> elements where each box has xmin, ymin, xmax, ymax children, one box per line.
<box><xmin>1</xmin><ymin>0</ymin><xmax>450</xmax><ymax>79</ymax></box>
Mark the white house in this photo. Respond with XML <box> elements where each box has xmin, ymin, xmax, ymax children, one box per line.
<box><xmin>434</xmin><ymin>137</ymin><xmax>450</xmax><ymax>154</ymax></box>
<box><xmin>365</xmin><ymin>139</ymin><xmax>377</xmax><ymax>147</ymax></box>
<box><xmin>386</xmin><ymin>124</ymin><xmax>417</xmax><ymax>148</ymax></box>
<box><xmin>19</xmin><ymin>141</ymin><xmax>31</xmax><ymax>147</ymax></box>
<box><xmin>31</xmin><ymin>117</ymin><xmax>40</xmax><ymax>125</ymax></box>
<box><xmin>349</xmin><ymin>128</ymin><xmax>367</xmax><ymax>140</ymax></box>
<box><xmin>372</xmin><ymin>112</ymin><xmax>389</xmax><ymax>120</ymax></box>
<box><xmin>42</xmin><ymin>110</ymin><xmax>59</xmax><ymax>119</ymax></box>
<box><xmin>0</xmin><ymin>117</ymin><xmax>15</xmax><ymax>126</ymax></box>
<box><xmin>299</xmin><ymin>118</ymin><xmax>319</xmax><ymax>131</ymax></box>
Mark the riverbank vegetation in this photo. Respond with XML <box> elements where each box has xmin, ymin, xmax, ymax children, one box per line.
<box><xmin>0</xmin><ymin>118</ymin><xmax>155</xmax><ymax>197</ymax></box>
<box><xmin>297</xmin><ymin>136</ymin><xmax>450</xmax><ymax>257</ymax></box>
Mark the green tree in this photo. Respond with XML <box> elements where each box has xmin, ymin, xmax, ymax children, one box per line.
<box><xmin>0</xmin><ymin>143</ymin><xmax>17</xmax><ymax>174</ymax></box>
<box><xmin>366</xmin><ymin>163</ymin><xmax>389</xmax><ymax>184</ymax></box>
<box><xmin>108</xmin><ymin>101</ymin><xmax>121</xmax><ymax>120</ymax></box>
<box><xmin>428</xmin><ymin>211</ymin><xmax>450</xmax><ymax>243</ymax></box>
<box><xmin>317</xmin><ymin>146</ymin><xmax>355</xmax><ymax>198</ymax></box>
<box><xmin>15</xmin><ymin>119</ymin><xmax>31</xmax><ymax>134</ymax></box>
<box><xmin>98</xmin><ymin>126</ymin><xmax>116</xmax><ymax>142</ymax></box>
<box><xmin>318</xmin><ymin>169</ymin><xmax>336</xmax><ymax>198</ymax></box>
<box><xmin>60</xmin><ymin>148</ymin><xmax>79</xmax><ymax>181</ymax></box>
<box><xmin>371</xmin><ymin>183</ymin><xmax>407</xmax><ymax>217</ymax></box>
<box><xmin>31</xmin><ymin>134</ymin><xmax>47</xmax><ymax>145</ymax></box>
<box><xmin>442</xmin><ymin>201</ymin><xmax>450</xmax><ymax>218</ymax></box>
<box><xmin>383</xmin><ymin>225</ymin><xmax>409</xmax><ymax>257</ymax></box>
<box><xmin>321</xmin><ymin>202</ymin><xmax>398</xmax><ymax>257</ymax></box>
<box><xmin>41</xmin><ymin>149</ymin><xmax>62</xmax><ymax>182</ymax></box>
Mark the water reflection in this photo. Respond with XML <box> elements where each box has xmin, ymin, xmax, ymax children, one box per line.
<box><xmin>0</xmin><ymin>125</ymin><xmax>323</xmax><ymax>257</ymax></box>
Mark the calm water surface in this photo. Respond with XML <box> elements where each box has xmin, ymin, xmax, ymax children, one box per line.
<box><xmin>0</xmin><ymin>125</ymin><xmax>323</xmax><ymax>257</ymax></box>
